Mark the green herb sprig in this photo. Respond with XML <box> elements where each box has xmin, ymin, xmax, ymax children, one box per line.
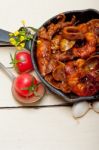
<box><xmin>9</xmin><ymin>20</ymin><xmax>37</xmax><ymax>50</ymax></box>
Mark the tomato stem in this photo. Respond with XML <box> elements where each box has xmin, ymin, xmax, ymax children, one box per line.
<box><xmin>21</xmin><ymin>82</ymin><xmax>44</xmax><ymax>97</ymax></box>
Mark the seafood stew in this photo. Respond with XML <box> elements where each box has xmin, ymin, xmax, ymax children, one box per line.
<box><xmin>32</xmin><ymin>9</ymin><xmax>99</xmax><ymax>103</ymax></box>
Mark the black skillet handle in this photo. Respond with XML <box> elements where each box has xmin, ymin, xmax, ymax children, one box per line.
<box><xmin>0</xmin><ymin>28</ymin><xmax>32</xmax><ymax>51</ymax></box>
<box><xmin>0</xmin><ymin>29</ymin><xmax>10</xmax><ymax>43</ymax></box>
<box><xmin>25</xmin><ymin>40</ymin><xmax>33</xmax><ymax>51</ymax></box>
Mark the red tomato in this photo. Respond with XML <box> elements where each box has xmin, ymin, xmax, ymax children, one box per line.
<box><xmin>10</xmin><ymin>50</ymin><xmax>33</xmax><ymax>73</ymax></box>
<box><xmin>14</xmin><ymin>73</ymin><xmax>38</xmax><ymax>97</ymax></box>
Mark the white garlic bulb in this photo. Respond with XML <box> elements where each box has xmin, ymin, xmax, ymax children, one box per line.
<box><xmin>92</xmin><ymin>101</ymin><xmax>99</xmax><ymax>113</ymax></box>
<box><xmin>72</xmin><ymin>101</ymin><xmax>90</xmax><ymax>118</ymax></box>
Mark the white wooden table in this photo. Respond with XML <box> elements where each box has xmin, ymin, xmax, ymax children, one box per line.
<box><xmin>0</xmin><ymin>0</ymin><xmax>99</xmax><ymax>149</ymax></box>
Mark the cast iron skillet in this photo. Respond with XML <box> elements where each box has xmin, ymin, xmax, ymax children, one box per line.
<box><xmin>31</xmin><ymin>9</ymin><xmax>99</xmax><ymax>104</ymax></box>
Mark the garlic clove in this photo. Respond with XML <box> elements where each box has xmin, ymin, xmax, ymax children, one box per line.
<box><xmin>72</xmin><ymin>101</ymin><xmax>90</xmax><ymax>118</ymax></box>
<box><xmin>92</xmin><ymin>101</ymin><xmax>99</xmax><ymax>113</ymax></box>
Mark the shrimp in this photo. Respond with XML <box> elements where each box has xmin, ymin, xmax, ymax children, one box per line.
<box><xmin>67</xmin><ymin>71</ymin><xmax>98</xmax><ymax>96</ymax></box>
<box><xmin>36</xmin><ymin>39</ymin><xmax>51</xmax><ymax>76</ymax></box>
<box><xmin>72</xmin><ymin>32</ymin><xmax>96</xmax><ymax>58</ymax></box>
<box><xmin>65</xmin><ymin>58</ymin><xmax>98</xmax><ymax>96</ymax></box>
<box><xmin>65</xmin><ymin>59</ymin><xmax>85</xmax><ymax>75</ymax></box>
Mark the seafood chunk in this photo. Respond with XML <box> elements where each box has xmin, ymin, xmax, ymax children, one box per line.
<box><xmin>45</xmin><ymin>74</ymin><xmax>71</xmax><ymax>93</ymax></box>
<box><xmin>52</xmin><ymin>64</ymin><xmax>66</xmax><ymax>81</ymax></box>
<box><xmin>73</xmin><ymin>32</ymin><xmax>96</xmax><ymax>58</ymax></box>
<box><xmin>36</xmin><ymin>39</ymin><xmax>51</xmax><ymax>76</ymax></box>
<box><xmin>62</xmin><ymin>26</ymin><xmax>84</xmax><ymax>40</ymax></box>
<box><xmin>37</xmin><ymin>14</ymin><xmax>99</xmax><ymax>97</ymax></box>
